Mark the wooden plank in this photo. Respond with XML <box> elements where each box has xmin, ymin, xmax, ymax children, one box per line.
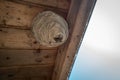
<box><xmin>10</xmin><ymin>0</ymin><xmax>70</xmax><ymax>10</ymax></box>
<box><xmin>0</xmin><ymin>0</ymin><xmax>67</xmax><ymax>29</ymax></box>
<box><xmin>0</xmin><ymin>28</ymin><xmax>57</xmax><ymax>49</ymax></box>
<box><xmin>0</xmin><ymin>65</ymin><xmax>53</xmax><ymax>80</ymax></box>
<box><xmin>0</xmin><ymin>77</ymin><xmax>49</xmax><ymax>80</ymax></box>
<box><xmin>52</xmin><ymin>0</ymin><xmax>96</xmax><ymax>80</ymax></box>
<box><xmin>0</xmin><ymin>49</ymin><xmax>57</xmax><ymax>67</ymax></box>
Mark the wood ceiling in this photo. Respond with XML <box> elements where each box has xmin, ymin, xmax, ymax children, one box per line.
<box><xmin>0</xmin><ymin>0</ymin><xmax>96</xmax><ymax>80</ymax></box>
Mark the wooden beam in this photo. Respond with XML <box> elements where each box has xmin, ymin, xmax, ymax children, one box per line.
<box><xmin>0</xmin><ymin>28</ymin><xmax>57</xmax><ymax>49</ymax></box>
<box><xmin>52</xmin><ymin>0</ymin><xmax>96</xmax><ymax>80</ymax></box>
<box><xmin>0</xmin><ymin>0</ymin><xmax>67</xmax><ymax>29</ymax></box>
<box><xmin>0</xmin><ymin>65</ymin><xmax>53</xmax><ymax>80</ymax></box>
<box><xmin>0</xmin><ymin>49</ymin><xmax>57</xmax><ymax>67</ymax></box>
<box><xmin>8</xmin><ymin>0</ymin><xmax>70</xmax><ymax>10</ymax></box>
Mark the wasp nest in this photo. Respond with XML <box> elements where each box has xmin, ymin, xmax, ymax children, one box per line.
<box><xmin>32</xmin><ymin>11</ymin><xmax>68</xmax><ymax>47</ymax></box>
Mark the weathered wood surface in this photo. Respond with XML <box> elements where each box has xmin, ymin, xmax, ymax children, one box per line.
<box><xmin>0</xmin><ymin>65</ymin><xmax>53</xmax><ymax>80</ymax></box>
<box><xmin>8</xmin><ymin>0</ymin><xmax>70</xmax><ymax>10</ymax></box>
<box><xmin>52</xmin><ymin>0</ymin><xmax>96</xmax><ymax>80</ymax></box>
<box><xmin>0</xmin><ymin>77</ymin><xmax>50</xmax><ymax>80</ymax></box>
<box><xmin>0</xmin><ymin>49</ymin><xmax>57</xmax><ymax>67</ymax></box>
<box><xmin>0</xmin><ymin>0</ymin><xmax>67</xmax><ymax>29</ymax></box>
<box><xmin>0</xmin><ymin>28</ymin><xmax>57</xmax><ymax>49</ymax></box>
<box><xmin>0</xmin><ymin>0</ymin><xmax>70</xmax><ymax>80</ymax></box>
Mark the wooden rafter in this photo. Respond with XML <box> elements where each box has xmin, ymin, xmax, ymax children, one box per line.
<box><xmin>52</xmin><ymin>0</ymin><xmax>96</xmax><ymax>80</ymax></box>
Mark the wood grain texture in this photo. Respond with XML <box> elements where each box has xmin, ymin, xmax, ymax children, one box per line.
<box><xmin>0</xmin><ymin>49</ymin><xmax>57</xmax><ymax>67</ymax></box>
<box><xmin>0</xmin><ymin>65</ymin><xmax>53</xmax><ymax>80</ymax></box>
<box><xmin>11</xmin><ymin>0</ymin><xmax>70</xmax><ymax>10</ymax></box>
<box><xmin>52</xmin><ymin>0</ymin><xmax>96</xmax><ymax>80</ymax></box>
<box><xmin>0</xmin><ymin>28</ymin><xmax>57</xmax><ymax>49</ymax></box>
<box><xmin>0</xmin><ymin>0</ymin><xmax>67</xmax><ymax>29</ymax></box>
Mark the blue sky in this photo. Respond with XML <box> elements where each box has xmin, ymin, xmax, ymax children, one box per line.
<box><xmin>69</xmin><ymin>0</ymin><xmax>120</xmax><ymax>80</ymax></box>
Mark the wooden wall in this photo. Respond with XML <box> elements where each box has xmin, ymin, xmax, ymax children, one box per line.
<box><xmin>0</xmin><ymin>0</ymin><xmax>70</xmax><ymax>80</ymax></box>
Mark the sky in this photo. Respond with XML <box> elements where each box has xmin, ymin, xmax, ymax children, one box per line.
<box><xmin>69</xmin><ymin>0</ymin><xmax>120</xmax><ymax>80</ymax></box>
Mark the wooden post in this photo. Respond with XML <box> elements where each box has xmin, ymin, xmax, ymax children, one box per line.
<box><xmin>52</xmin><ymin>0</ymin><xmax>96</xmax><ymax>80</ymax></box>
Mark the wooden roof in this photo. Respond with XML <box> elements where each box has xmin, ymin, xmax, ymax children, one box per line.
<box><xmin>0</xmin><ymin>0</ymin><xmax>96</xmax><ymax>80</ymax></box>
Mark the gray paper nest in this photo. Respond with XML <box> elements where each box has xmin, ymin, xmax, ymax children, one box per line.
<box><xmin>32</xmin><ymin>11</ymin><xmax>68</xmax><ymax>47</ymax></box>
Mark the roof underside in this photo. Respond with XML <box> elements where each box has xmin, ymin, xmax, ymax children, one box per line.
<box><xmin>0</xmin><ymin>0</ymin><xmax>96</xmax><ymax>80</ymax></box>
